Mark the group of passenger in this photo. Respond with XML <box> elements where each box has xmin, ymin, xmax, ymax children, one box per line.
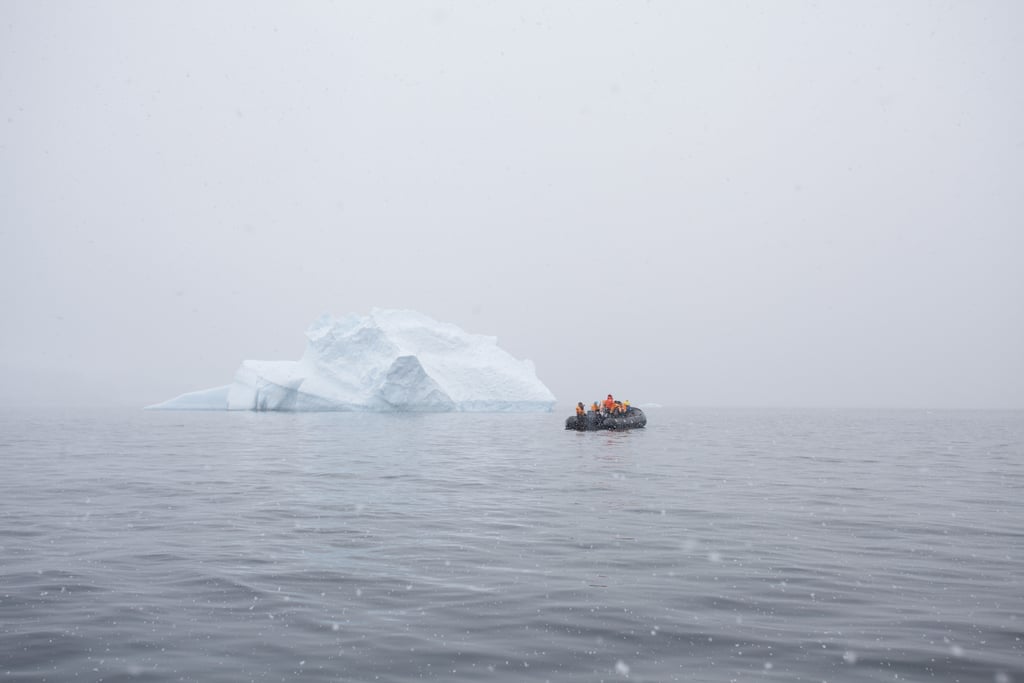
<box><xmin>575</xmin><ymin>394</ymin><xmax>631</xmax><ymax>417</ymax></box>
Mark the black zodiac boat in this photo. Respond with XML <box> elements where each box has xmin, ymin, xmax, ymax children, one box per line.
<box><xmin>565</xmin><ymin>407</ymin><xmax>647</xmax><ymax>431</ymax></box>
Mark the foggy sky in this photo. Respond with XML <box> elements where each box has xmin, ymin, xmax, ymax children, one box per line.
<box><xmin>2</xmin><ymin>1</ymin><xmax>1022</xmax><ymax>410</ymax></box>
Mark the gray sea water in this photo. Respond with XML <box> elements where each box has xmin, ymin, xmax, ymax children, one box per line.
<box><xmin>1</xmin><ymin>407</ymin><xmax>1022</xmax><ymax>682</ymax></box>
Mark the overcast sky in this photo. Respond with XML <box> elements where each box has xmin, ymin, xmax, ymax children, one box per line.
<box><xmin>2</xmin><ymin>1</ymin><xmax>1022</xmax><ymax>410</ymax></box>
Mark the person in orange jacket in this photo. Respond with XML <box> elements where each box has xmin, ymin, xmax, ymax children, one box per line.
<box><xmin>602</xmin><ymin>394</ymin><xmax>615</xmax><ymax>413</ymax></box>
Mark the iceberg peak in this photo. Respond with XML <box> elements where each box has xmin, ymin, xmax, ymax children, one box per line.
<box><xmin>148</xmin><ymin>309</ymin><xmax>556</xmax><ymax>412</ymax></box>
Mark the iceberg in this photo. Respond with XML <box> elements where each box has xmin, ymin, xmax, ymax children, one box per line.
<box><xmin>148</xmin><ymin>309</ymin><xmax>556</xmax><ymax>412</ymax></box>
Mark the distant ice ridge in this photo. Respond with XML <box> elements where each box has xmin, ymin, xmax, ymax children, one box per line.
<box><xmin>148</xmin><ymin>309</ymin><xmax>556</xmax><ymax>412</ymax></box>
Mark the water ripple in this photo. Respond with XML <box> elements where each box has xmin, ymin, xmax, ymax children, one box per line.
<box><xmin>0</xmin><ymin>407</ymin><xmax>1021</xmax><ymax>682</ymax></box>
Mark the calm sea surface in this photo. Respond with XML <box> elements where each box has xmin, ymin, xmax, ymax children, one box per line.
<box><xmin>1</xmin><ymin>407</ymin><xmax>1022</xmax><ymax>682</ymax></box>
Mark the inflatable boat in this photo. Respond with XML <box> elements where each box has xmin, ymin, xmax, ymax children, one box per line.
<box><xmin>565</xmin><ymin>407</ymin><xmax>647</xmax><ymax>431</ymax></box>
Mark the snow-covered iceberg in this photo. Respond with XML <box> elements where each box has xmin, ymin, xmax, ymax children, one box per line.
<box><xmin>148</xmin><ymin>309</ymin><xmax>556</xmax><ymax>412</ymax></box>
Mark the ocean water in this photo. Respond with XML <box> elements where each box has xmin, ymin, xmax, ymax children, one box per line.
<box><xmin>1</xmin><ymin>407</ymin><xmax>1022</xmax><ymax>683</ymax></box>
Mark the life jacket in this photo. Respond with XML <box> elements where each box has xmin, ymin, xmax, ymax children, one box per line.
<box><xmin>603</xmin><ymin>396</ymin><xmax>615</xmax><ymax>412</ymax></box>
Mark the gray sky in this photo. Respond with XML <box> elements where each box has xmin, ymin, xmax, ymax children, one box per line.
<box><xmin>2</xmin><ymin>1</ymin><xmax>1022</xmax><ymax>410</ymax></box>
